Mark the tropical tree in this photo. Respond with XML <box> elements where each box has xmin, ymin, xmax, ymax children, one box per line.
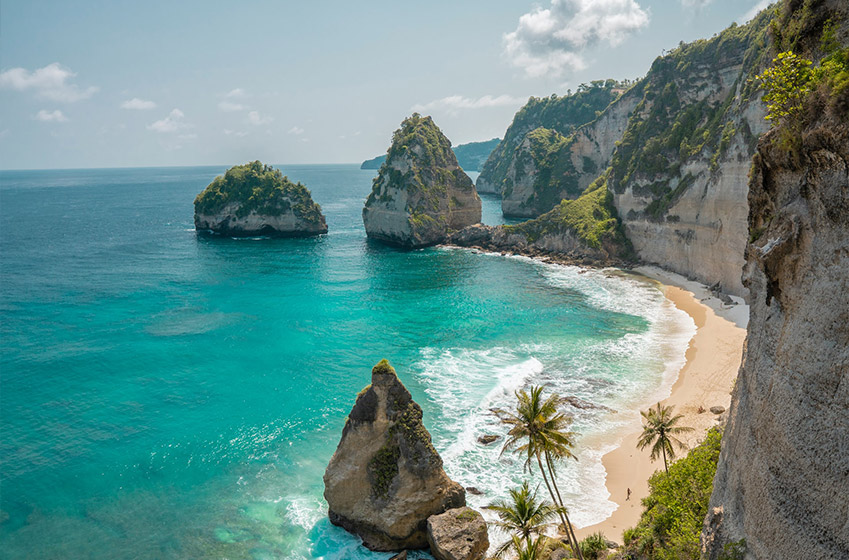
<box><xmin>637</xmin><ymin>402</ymin><xmax>694</xmax><ymax>473</ymax></box>
<box><xmin>488</xmin><ymin>481</ymin><xmax>563</xmax><ymax>558</ymax></box>
<box><xmin>493</xmin><ymin>386</ymin><xmax>584</xmax><ymax>560</ymax></box>
<box><xmin>511</xmin><ymin>534</ymin><xmax>548</xmax><ymax>560</ymax></box>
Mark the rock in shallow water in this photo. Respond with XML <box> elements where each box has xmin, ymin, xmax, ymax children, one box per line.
<box><xmin>323</xmin><ymin>359</ymin><xmax>465</xmax><ymax>551</ymax></box>
<box><xmin>426</xmin><ymin>507</ymin><xmax>489</xmax><ymax>560</ymax></box>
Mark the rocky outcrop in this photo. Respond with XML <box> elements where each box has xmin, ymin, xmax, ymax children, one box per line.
<box><xmin>323</xmin><ymin>360</ymin><xmax>466</xmax><ymax>551</ymax></box>
<box><xmin>361</xmin><ymin>138</ymin><xmax>499</xmax><ymax>172</ymax></box>
<box><xmin>362</xmin><ymin>114</ymin><xmax>481</xmax><ymax>248</ymax></box>
<box><xmin>194</xmin><ymin>161</ymin><xmax>327</xmax><ymax>237</ymax></box>
<box><xmin>702</xmin><ymin>85</ymin><xmax>849</xmax><ymax>560</ymax></box>
<box><xmin>426</xmin><ymin>507</ymin><xmax>489</xmax><ymax>560</ymax></box>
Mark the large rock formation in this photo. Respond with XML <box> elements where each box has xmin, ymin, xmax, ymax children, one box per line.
<box><xmin>361</xmin><ymin>138</ymin><xmax>500</xmax><ymax>172</ymax></box>
<box><xmin>194</xmin><ymin>161</ymin><xmax>327</xmax><ymax>237</ymax></box>
<box><xmin>703</xmin><ymin>3</ymin><xmax>849</xmax><ymax>555</ymax></box>
<box><xmin>323</xmin><ymin>360</ymin><xmax>466</xmax><ymax>551</ymax></box>
<box><xmin>426</xmin><ymin>507</ymin><xmax>489</xmax><ymax>560</ymax></box>
<box><xmin>362</xmin><ymin>114</ymin><xmax>481</xmax><ymax>248</ymax></box>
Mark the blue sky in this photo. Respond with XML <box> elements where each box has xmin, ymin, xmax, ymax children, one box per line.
<box><xmin>0</xmin><ymin>0</ymin><xmax>773</xmax><ymax>169</ymax></box>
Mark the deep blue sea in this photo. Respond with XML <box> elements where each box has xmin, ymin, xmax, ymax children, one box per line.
<box><xmin>0</xmin><ymin>165</ymin><xmax>694</xmax><ymax>559</ymax></box>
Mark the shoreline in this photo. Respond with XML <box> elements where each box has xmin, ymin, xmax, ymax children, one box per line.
<box><xmin>573</xmin><ymin>267</ymin><xmax>748</xmax><ymax>541</ymax></box>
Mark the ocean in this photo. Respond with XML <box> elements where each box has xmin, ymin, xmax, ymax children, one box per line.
<box><xmin>0</xmin><ymin>164</ymin><xmax>695</xmax><ymax>559</ymax></box>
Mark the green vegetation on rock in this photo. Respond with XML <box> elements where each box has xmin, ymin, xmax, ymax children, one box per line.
<box><xmin>508</xmin><ymin>127</ymin><xmax>581</xmax><ymax>215</ymax></box>
<box><xmin>479</xmin><ymin>80</ymin><xmax>627</xmax><ymax>193</ymax></box>
<box><xmin>361</xmin><ymin>138</ymin><xmax>500</xmax><ymax>171</ymax></box>
<box><xmin>504</xmin><ymin>171</ymin><xmax>633</xmax><ymax>258</ymax></box>
<box><xmin>194</xmin><ymin>161</ymin><xmax>323</xmax><ymax>223</ymax></box>
<box><xmin>622</xmin><ymin>428</ymin><xmax>723</xmax><ymax>560</ymax></box>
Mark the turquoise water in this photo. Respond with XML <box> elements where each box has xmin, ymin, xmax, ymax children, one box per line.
<box><xmin>0</xmin><ymin>165</ymin><xmax>694</xmax><ymax>559</ymax></box>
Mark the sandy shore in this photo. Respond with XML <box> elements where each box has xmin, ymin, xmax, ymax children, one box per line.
<box><xmin>574</xmin><ymin>268</ymin><xmax>748</xmax><ymax>541</ymax></box>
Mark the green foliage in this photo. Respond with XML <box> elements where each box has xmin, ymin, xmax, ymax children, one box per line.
<box><xmin>623</xmin><ymin>428</ymin><xmax>723</xmax><ymax>560</ymax></box>
<box><xmin>578</xmin><ymin>532</ymin><xmax>608</xmax><ymax>560</ymax></box>
<box><xmin>488</xmin><ymin>481</ymin><xmax>563</xmax><ymax>558</ymax></box>
<box><xmin>637</xmin><ymin>403</ymin><xmax>694</xmax><ymax>473</ymax></box>
<box><xmin>371</xmin><ymin>359</ymin><xmax>396</xmax><ymax>377</ymax></box>
<box><xmin>480</xmin><ymin>80</ymin><xmax>627</xmax><ymax>194</ymax></box>
<box><xmin>718</xmin><ymin>539</ymin><xmax>747</xmax><ymax>560</ymax></box>
<box><xmin>504</xmin><ymin>172</ymin><xmax>633</xmax><ymax>258</ymax></box>
<box><xmin>519</xmin><ymin>127</ymin><xmax>580</xmax><ymax>213</ymax></box>
<box><xmin>451</xmin><ymin>138</ymin><xmax>501</xmax><ymax>171</ymax></box>
<box><xmin>367</xmin><ymin>440</ymin><xmax>400</xmax><ymax>498</ymax></box>
<box><xmin>756</xmin><ymin>51</ymin><xmax>814</xmax><ymax>126</ymax></box>
<box><xmin>194</xmin><ymin>161</ymin><xmax>323</xmax><ymax>223</ymax></box>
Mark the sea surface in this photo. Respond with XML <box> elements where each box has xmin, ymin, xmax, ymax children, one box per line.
<box><xmin>0</xmin><ymin>164</ymin><xmax>695</xmax><ymax>559</ymax></box>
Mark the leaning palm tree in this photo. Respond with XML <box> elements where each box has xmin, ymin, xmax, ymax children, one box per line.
<box><xmin>488</xmin><ymin>481</ymin><xmax>563</xmax><ymax>558</ymax></box>
<box><xmin>493</xmin><ymin>386</ymin><xmax>584</xmax><ymax>560</ymax></box>
<box><xmin>637</xmin><ymin>402</ymin><xmax>694</xmax><ymax>473</ymax></box>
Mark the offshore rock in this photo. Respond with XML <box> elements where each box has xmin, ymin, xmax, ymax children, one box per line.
<box><xmin>193</xmin><ymin>161</ymin><xmax>327</xmax><ymax>237</ymax></box>
<box><xmin>426</xmin><ymin>507</ymin><xmax>489</xmax><ymax>560</ymax></box>
<box><xmin>362</xmin><ymin>114</ymin><xmax>481</xmax><ymax>248</ymax></box>
<box><xmin>323</xmin><ymin>360</ymin><xmax>465</xmax><ymax>551</ymax></box>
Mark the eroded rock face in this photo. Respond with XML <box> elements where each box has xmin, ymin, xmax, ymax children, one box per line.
<box><xmin>194</xmin><ymin>161</ymin><xmax>327</xmax><ymax>237</ymax></box>
<box><xmin>426</xmin><ymin>507</ymin><xmax>489</xmax><ymax>560</ymax></box>
<box><xmin>362</xmin><ymin>114</ymin><xmax>481</xmax><ymax>248</ymax></box>
<box><xmin>323</xmin><ymin>360</ymin><xmax>466</xmax><ymax>551</ymax></box>
<box><xmin>702</xmin><ymin>119</ymin><xmax>849</xmax><ymax>558</ymax></box>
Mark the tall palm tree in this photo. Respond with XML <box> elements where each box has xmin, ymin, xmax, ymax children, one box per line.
<box><xmin>493</xmin><ymin>386</ymin><xmax>584</xmax><ymax>560</ymax></box>
<box><xmin>637</xmin><ymin>402</ymin><xmax>694</xmax><ymax>473</ymax></box>
<box><xmin>488</xmin><ymin>481</ymin><xmax>562</xmax><ymax>558</ymax></box>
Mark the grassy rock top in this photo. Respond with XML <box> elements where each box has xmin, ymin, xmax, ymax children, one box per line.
<box><xmin>194</xmin><ymin>161</ymin><xmax>324</xmax><ymax>223</ymax></box>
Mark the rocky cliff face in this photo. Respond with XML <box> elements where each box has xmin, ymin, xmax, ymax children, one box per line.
<box><xmin>194</xmin><ymin>161</ymin><xmax>327</xmax><ymax>237</ymax></box>
<box><xmin>703</xmin><ymin>2</ymin><xmax>849</xmax><ymax>557</ymax></box>
<box><xmin>362</xmin><ymin>114</ymin><xmax>481</xmax><ymax>248</ymax></box>
<box><xmin>477</xmin><ymin>81</ymin><xmax>624</xmax><ymax>196</ymax></box>
<box><xmin>323</xmin><ymin>360</ymin><xmax>466</xmax><ymax>551</ymax></box>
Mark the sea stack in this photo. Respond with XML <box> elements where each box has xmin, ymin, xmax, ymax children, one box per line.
<box><xmin>194</xmin><ymin>161</ymin><xmax>327</xmax><ymax>237</ymax></box>
<box><xmin>323</xmin><ymin>359</ymin><xmax>466</xmax><ymax>551</ymax></box>
<box><xmin>362</xmin><ymin>114</ymin><xmax>481</xmax><ymax>248</ymax></box>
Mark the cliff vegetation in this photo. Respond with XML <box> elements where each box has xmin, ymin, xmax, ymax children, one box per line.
<box><xmin>361</xmin><ymin>138</ymin><xmax>500</xmax><ymax>172</ymax></box>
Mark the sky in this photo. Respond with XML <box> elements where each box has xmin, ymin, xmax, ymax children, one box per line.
<box><xmin>0</xmin><ymin>0</ymin><xmax>774</xmax><ymax>170</ymax></box>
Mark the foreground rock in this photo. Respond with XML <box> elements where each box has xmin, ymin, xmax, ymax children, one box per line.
<box><xmin>362</xmin><ymin>114</ymin><xmax>481</xmax><ymax>248</ymax></box>
<box><xmin>194</xmin><ymin>161</ymin><xmax>327</xmax><ymax>237</ymax></box>
<box><xmin>323</xmin><ymin>360</ymin><xmax>465</xmax><ymax>551</ymax></box>
<box><xmin>426</xmin><ymin>507</ymin><xmax>489</xmax><ymax>560</ymax></box>
<box><xmin>703</xmin><ymin>5</ymin><xmax>849</xmax><ymax>555</ymax></box>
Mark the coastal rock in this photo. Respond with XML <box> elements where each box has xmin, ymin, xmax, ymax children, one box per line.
<box><xmin>709</xmin><ymin>406</ymin><xmax>725</xmax><ymax>415</ymax></box>
<box><xmin>426</xmin><ymin>507</ymin><xmax>489</xmax><ymax>560</ymax></box>
<box><xmin>703</xmin><ymin>7</ymin><xmax>849</xmax><ymax>554</ymax></box>
<box><xmin>362</xmin><ymin>114</ymin><xmax>481</xmax><ymax>248</ymax></box>
<box><xmin>194</xmin><ymin>161</ymin><xmax>327</xmax><ymax>237</ymax></box>
<box><xmin>388</xmin><ymin>552</ymin><xmax>407</xmax><ymax>560</ymax></box>
<box><xmin>323</xmin><ymin>359</ymin><xmax>465</xmax><ymax>551</ymax></box>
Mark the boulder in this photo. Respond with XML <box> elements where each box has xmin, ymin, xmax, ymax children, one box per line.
<box><xmin>426</xmin><ymin>507</ymin><xmax>489</xmax><ymax>560</ymax></box>
<box><xmin>323</xmin><ymin>360</ymin><xmax>465</xmax><ymax>551</ymax></box>
<box><xmin>476</xmin><ymin>435</ymin><xmax>499</xmax><ymax>445</ymax></box>
<box><xmin>194</xmin><ymin>161</ymin><xmax>327</xmax><ymax>237</ymax></box>
<box><xmin>362</xmin><ymin>114</ymin><xmax>481</xmax><ymax>248</ymax></box>
<box><xmin>709</xmin><ymin>406</ymin><xmax>725</xmax><ymax>415</ymax></box>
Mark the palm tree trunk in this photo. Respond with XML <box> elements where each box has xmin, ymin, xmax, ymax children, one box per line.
<box><xmin>535</xmin><ymin>452</ymin><xmax>580</xmax><ymax>558</ymax></box>
<box><xmin>544</xmin><ymin>450</ymin><xmax>583</xmax><ymax>560</ymax></box>
<box><xmin>662</xmin><ymin>440</ymin><xmax>668</xmax><ymax>474</ymax></box>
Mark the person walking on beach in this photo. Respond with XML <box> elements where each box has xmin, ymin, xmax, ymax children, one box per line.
<box><xmin>626</xmin><ymin>488</ymin><xmax>631</xmax><ymax>501</ymax></box>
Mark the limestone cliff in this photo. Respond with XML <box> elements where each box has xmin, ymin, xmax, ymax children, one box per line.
<box><xmin>703</xmin><ymin>2</ymin><xmax>849</xmax><ymax>557</ymax></box>
<box><xmin>323</xmin><ymin>360</ymin><xmax>466</xmax><ymax>551</ymax></box>
<box><xmin>194</xmin><ymin>161</ymin><xmax>327</xmax><ymax>237</ymax></box>
<box><xmin>362</xmin><ymin>114</ymin><xmax>481</xmax><ymax>248</ymax></box>
<box><xmin>477</xmin><ymin>81</ymin><xmax>624</xmax><ymax>196</ymax></box>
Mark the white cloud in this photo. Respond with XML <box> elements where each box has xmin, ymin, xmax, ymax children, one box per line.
<box><xmin>147</xmin><ymin>108</ymin><xmax>187</xmax><ymax>133</ymax></box>
<box><xmin>680</xmin><ymin>0</ymin><xmax>713</xmax><ymax>8</ymax></box>
<box><xmin>224</xmin><ymin>129</ymin><xmax>249</xmax><ymax>137</ymax></box>
<box><xmin>248</xmin><ymin>111</ymin><xmax>273</xmax><ymax>125</ymax></box>
<box><xmin>0</xmin><ymin>63</ymin><xmax>98</xmax><ymax>102</ymax></box>
<box><xmin>288</xmin><ymin>126</ymin><xmax>304</xmax><ymax>135</ymax></box>
<box><xmin>411</xmin><ymin>94</ymin><xmax>527</xmax><ymax>114</ymax></box>
<box><xmin>218</xmin><ymin>100</ymin><xmax>247</xmax><ymax>112</ymax></box>
<box><xmin>504</xmin><ymin>0</ymin><xmax>650</xmax><ymax>78</ymax></box>
<box><xmin>224</xmin><ymin>88</ymin><xmax>246</xmax><ymax>98</ymax></box>
<box><xmin>121</xmin><ymin>97</ymin><xmax>156</xmax><ymax>110</ymax></box>
<box><xmin>741</xmin><ymin>0</ymin><xmax>773</xmax><ymax>22</ymax></box>
<box><xmin>35</xmin><ymin>109</ymin><xmax>68</xmax><ymax>122</ymax></box>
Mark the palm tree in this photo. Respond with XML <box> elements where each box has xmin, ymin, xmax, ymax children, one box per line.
<box><xmin>488</xmin><ymin>481</ymin><xmax>562</xmax><ymax>558</ymax></box>
<box><xmin>637</xmin><ymin>402</ymin><xmax>694</xmax><ymax>473</ymax></box>
<box><xmin>512</xmin><ymin>534</ymin><xmax>548</xmax><ymax>560</ymax></box>
<box><xmin>493</xmin><ymin>386</ymin><xmax>584</xmax><ymax>560</ymax></box>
